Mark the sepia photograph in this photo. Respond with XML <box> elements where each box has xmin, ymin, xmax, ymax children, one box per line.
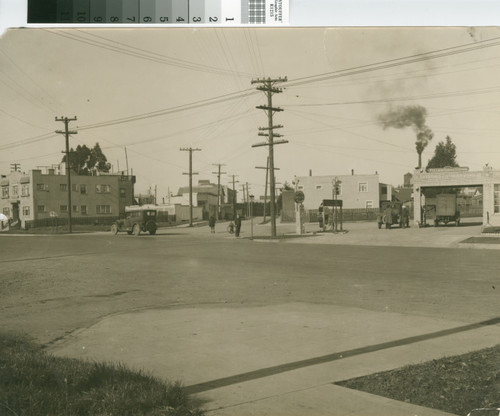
<box><xmin>1</xmin><ymin>18</ymin><xmax>500</xmax><ymax>416</ymax></box>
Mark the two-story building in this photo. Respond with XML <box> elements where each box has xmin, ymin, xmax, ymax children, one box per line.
<box><xmin>294</xmin><ymin>172</ymin><xmax>392</xmax><ymax>211</ymax></box>
<box><xmin>0</xmin><ymin>168</ymin><xmax>135</xmax><ymax>228</ymax></box>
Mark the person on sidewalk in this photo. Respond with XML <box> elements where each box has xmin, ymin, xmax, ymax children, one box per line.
<box><xmin>235</xmin><ymin>214</ymin><xmax>242</xmax><ymax>237</ymax></box>
<box><xmin>209</xmin><ymin>215</ymin><xmax>216</xmax><ymax>233</ymax></box>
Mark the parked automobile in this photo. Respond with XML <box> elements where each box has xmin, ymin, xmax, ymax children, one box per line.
<box><xmin>111</xmin><ymin>208</ymin><xmax>158</xmax><ymax>236</ymax></box>
<box><xmin>377</xmin><ymin>201</ymin><xmax>409</xmax><ymax>229</ymax></box>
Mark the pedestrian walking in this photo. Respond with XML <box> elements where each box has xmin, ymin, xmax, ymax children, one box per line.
<box><xmin>209</xmin><ymin>215</ymin><xmax>216</xmax><ymax>233</ymax></box>
<box><xmin>234</xmin><ymin>214</ymin><xmax>242</xmax><ymax>237</ymax></box>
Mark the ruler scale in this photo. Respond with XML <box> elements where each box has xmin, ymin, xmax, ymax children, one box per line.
<box><xmin>27</xmin><ymin>0</ymin><xmax>288</xmax><ymax>25</ymax></box>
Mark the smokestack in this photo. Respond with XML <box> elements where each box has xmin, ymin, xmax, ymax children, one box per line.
<box><xmin>378</xmin><ymin>105</ymin><xmax>434</xmax><ymax>169</ymax></box>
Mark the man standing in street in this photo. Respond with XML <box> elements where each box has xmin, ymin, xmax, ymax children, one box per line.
<box><xmin>235</xmin><ymin>214</ymin><xmax>242</xmax><ymax>237</ymax></box>
<box><xmin>209</xmin><ymin>215</ymin><xmax>216</xmax><ymax>233</ymax></box>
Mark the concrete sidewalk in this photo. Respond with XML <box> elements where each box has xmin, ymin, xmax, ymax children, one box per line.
<box><xmin>44</xmin><ymin>218</ymin><xmax>500</xmax><ymax>415</ymax></box>
<box><xmin>49</xmin><ymin>303</ymin><xmax>500</xmax><ymax>416</ymax></box>
<box><xmin>173</xmin><ymin>217</ymin><xmax>500</xmax><ymax>250</ymax></box>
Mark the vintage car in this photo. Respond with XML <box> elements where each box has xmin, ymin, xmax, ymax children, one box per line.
<box><xmin>377</xmin><ymin>201</ymin><xmax>409</xmax><ymax>229</ymax></box>
<box><xmin>111</xmin><ymin>208</ymin><xmax>157</xmax><ymax>236</ymax></box>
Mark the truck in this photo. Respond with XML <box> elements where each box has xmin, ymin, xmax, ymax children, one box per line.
<box><xmin>434</xmin><ymin>193</ymin><xmax>460</xmax><ymax>226</ymax></box>
<box><xmin>377</xmin><ymin>201</ymin><xmax>409</xmax><ymax>229</ymax></box>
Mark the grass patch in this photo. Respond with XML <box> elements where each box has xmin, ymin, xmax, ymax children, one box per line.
<box><xmin>336</xmin><ymin>345</ymin><xmax>500</xmax><ymax>416</ymax></box>
<box><xmin>0</xmin><ymin>332</ymin><xmax>204</xmax><ymax>416</ymax></box>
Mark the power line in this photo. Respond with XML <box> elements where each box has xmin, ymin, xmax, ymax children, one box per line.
<box><xmin>287</xmin><ymin>36</ymin><xmax>500</xmax><ymax>87</ymax></box>
<box><xmin>46</xmin><ymin>29</ymin><xmax>254</xmax><ymax>79</ymax></box>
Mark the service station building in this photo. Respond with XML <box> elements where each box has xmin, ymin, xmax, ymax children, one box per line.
<box><xmin>413</xmin><ymin>166</ymin><xmax>500</xmax><ymax>227</ymax></box>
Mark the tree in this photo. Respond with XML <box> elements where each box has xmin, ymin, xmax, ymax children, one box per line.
<box><xmin>62</xmin><ymin>143</ymin><xmax>111</xmax><ymax>175</ymax></box>
<box><xmin>426</xmin><ymin>136</ymin><xmax>459</xmax><ymax>170</ymax></box>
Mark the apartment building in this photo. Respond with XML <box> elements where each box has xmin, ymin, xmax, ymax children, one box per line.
<box><xmin>0</xmin><ymin>168</ymin><xmax>135</xmax><ymax>228</ymax></box>
<box><xmin>294</xmin><ymin>172</ymin><xmax>392</xmax><ymax>211</ymax></box>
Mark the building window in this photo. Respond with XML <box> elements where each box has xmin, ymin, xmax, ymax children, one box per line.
<box><xmin>494</xmin><ymin>185</ymin><xmax>500</xmax><ymax>213</ymax></box>
<box><xmin>120</xmin><ymin>187</ymin><xmax>126</xmax><ymax>198</ymax></box>
<box><xmin>12</xmin><ymin>185</ymin><xmax>18</xmax><ymax>196</ymax></box>
<box><xmin>96</xmin><ymin>205</ymin><xmax>111</xmax><ymax>214</ymax></box>
<box><xmin>81</xmin><ymin>205</ymin><xmax>87</xmax><ymax>215</ymax></box>
<box><xmin>37</xmin><ymin>205</ymin><xmax>46</xmax><ymax>213</ymax></box>
<box><xmin>315</xmin><ymin>185</ymin><xmax>323</xmax><ymax>190</ymax></box>
<box><xmin>2</xmin><ymin>186</ymin><xmax>8</xmax><ymax>198</ymax></box>
<box><xmin>3</xmin><ymin>207</ymin><xmax>10</xmax><ymax>216</ymax></box>
<box><xmin>21</xmin><ymin>184</ymin><xmax>30</xmax><ymax>197</ymax></box>
<box><xmin>72</xmin><ymin>184</ymin><xmax>78</xmax><ymax>192</ymax></box>
<box><xmin>22</xmin><ymin>206</ymin><xmax>30</xmax><ymax>216</ymax></box>
<box><xmin>60</xmin><ymin>205</ymin><xmax>68</xmax><ymax>213</ymax></box>
<box><xmin>96</xmin><ymin>184</ymin><xmax>111</xmax><ymax>193</ymax></box>
<box><xmin>358</xmin><ymin>182</ymin><xmax>368</xmax><ymax>193</ymax></box>
<box><xmin>73</xmin><ymin>205</ymin><xmax>79</xmax><ymax>213</ymax></box>
<box><xmin>80</xmin><ymin>184</ymin><xmax>87</xmax><ymax>194</ymax></box>
<box><xmin>366</xmin><ymin>200</ymin><xmax>374</xmax><ymax>209</ymax></box>
<box><xmin>36</xmin><ymin>183</ymin><xmax>48</xmax><ymax>191</ymax></box>
<box><xmin>60</xmin><ymin>184</ymin><xmax>67</xmax><ymax>192</ymax></box>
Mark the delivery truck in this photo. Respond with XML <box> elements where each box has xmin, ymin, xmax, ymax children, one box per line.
<box><xmin>434</xmin><ymin>193</ymin><xmax>460</xmax><ymax>226</ymax></box>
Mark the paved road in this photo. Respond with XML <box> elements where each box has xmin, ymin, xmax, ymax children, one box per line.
<box><xmin>2</xmin><ymin>221</ymin><xmax>499</xmax><ymax>415</ymax></box>
<box><xmin>1</xmin><ymin>223</ymin><xmax>499</xmax><ymax>345</ymax></box>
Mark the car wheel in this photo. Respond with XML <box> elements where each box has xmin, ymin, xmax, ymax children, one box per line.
<box><xmin>133</xmin><ymin>224</ymin><xmax>140</xmax><ymax>236</ymax></box>
<box><xmin>111</xmin><ymin>223</ymin><xmax>118</xmax><ymax>235</ymax></box>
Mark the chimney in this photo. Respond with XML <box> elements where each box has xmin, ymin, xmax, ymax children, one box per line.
<box><xmin>309</xmin><ymin>169</ymin><xmax>312</xmax><ymax>176</ymax></box>
<box><xmin>351</xmin><ymin>169</ymin><xmax>354</xmax><ymax>175</ymax></box>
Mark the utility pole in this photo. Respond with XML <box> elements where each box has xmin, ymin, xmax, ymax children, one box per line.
<box><xmin>246</xmin><ymin>183</ymin><xmax>250</xmax><ymax>217</ymax></box>
<box><xmin>124</xmin><ymin>147</ymin><xmax>129</xmax><ymax>176</ymax></box>
<box><xmin>251</xmin><ymin>77</ymin><xmax>288</xmax><ymax>237</ymax></box>
<box><xmin>10</xmin><ymin>163</ymin><xmax>20</xmax><ymax>172</ymax></box>
<box><xmin>241</xmin><ymin>184</ymin><xmax>247</xmax><ymax>215</ymax></box>
<box><xmin>228</xmin><ymin>174</ymin><xmax>239</xmax><ymax>219</ymax></box>
<box><xmin>180</xmin><ymin>147</ymin><xmax>201</xmax><ymax>227</ymax></box>
<box><xmin>256</xmin><ymin>156</ymin><xmax>280</xmax><ymax>223</ymax></box>
<box><xmin>55</xmin><ymin>116</ymin><xmax>77</xmax><ymax>233</ymax></box>
<box><xmin>212</xmin><ymin>163</ymin><xmax>226</xmax><ymax>220</ymax></box>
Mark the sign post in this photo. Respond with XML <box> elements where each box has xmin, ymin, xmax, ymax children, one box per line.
<box><xmin>294</xmin><ymin>190</ymin><xmax>305</xmax><ymax>235</ymax></box>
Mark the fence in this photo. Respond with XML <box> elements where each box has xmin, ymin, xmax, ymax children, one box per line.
<box><xmin>25</xmin><ymin>215</ymin><xmax>120</xmax><ymax>229</ymax></box>
<box><xmin>307</xmin><ymin>207</ymin><xmax>416</xmax><ymax>223</ymax></box>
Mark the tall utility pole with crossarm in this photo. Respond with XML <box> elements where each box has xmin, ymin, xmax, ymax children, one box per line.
<box><xmin>180</xmin><ymin>147</ymin><xmax>201</xmax><ymax>227</ymax></box>
<box><xmin>251</xmin><ymin>77</ymin><xmax>288</xmax><ymax>238</ymax></box>
<box><xmin>55</xmin><ymin>116</ymin><xmax>77</xmax><ymax>233</ymax></box>
<box><xmin>212</xmin><ymin>163</ymin><xmax>226</xmax><ymax>220</ymax></box>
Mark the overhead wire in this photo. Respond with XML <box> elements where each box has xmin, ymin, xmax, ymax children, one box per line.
<box><xmin>287</xmin><ymin>36</ymin><xmax>500</xmax><ymax>87</ymax></box>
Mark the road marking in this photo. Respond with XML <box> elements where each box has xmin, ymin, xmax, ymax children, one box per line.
<box><xmin>184</xmin><ymin>316</ymin><xmax>500</xmax><ymax>395</ymax></box>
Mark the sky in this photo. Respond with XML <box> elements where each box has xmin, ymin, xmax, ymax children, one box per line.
<box><xmin>1</xmin><ymin>7</ymin><xmax>500</xmax><ymax>202</ymax></box>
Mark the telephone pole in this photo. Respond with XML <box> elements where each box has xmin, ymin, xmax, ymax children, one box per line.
<box><xmin>227</xmin><ymin>174</ymin><xmax>239</xmax><ymax>219</ymax></box>
<box><xmin>212</xmin><ymin>163</ymin><xmax>226</xmax><ymax>220</ymax></box>
<box><xmin>256</xmin><ymin>156</ymin><xmax>280</xmax><ymax>223</ymax></box>
<box><xmin>251</xmin><ymin>77</ymin><xmax>288</xmax><ymax>237</ymax></box>
<box><xmin>10</xmin><ymin>163</ymin><xmax>20</xmax><ymax>172</ymax></box>
<box><xmin>55</xmin><ymin>116</ymin><xmax>77</xmax><ymax>233</ymax></box>
<box><xmin>180</xmin><ymin>147</ymin><xmax>201</xmax><ymax>227</ymax></box>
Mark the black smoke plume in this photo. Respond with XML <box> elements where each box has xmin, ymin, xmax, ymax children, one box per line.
<box><xmin>378</xmin><ymin>105</ymin><xmax>434</xmax><ymax>168</ymax></box>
